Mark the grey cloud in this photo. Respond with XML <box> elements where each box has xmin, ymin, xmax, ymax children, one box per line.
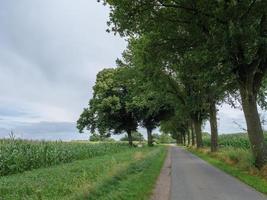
<box><xmin>3</xmin><ymin>121</ymin><xmax>88</xmax><ymax>141</ymax></box>
<box><xmin>0</xmin><ymin>127</ymin><xmax>10</xmax><ymax>138</ymax></box>
<box><xmin>0</xmin><ymin>0</ymin><xmax>126</xmax><ymax>140</ymax></box>
<box><xmin>15</xmin><ymin>121</ymin><xmax>78</xmax><ymax>134</ymax></box>
<box><xmin>0</xmin><ymin>107</ymin><xmax>28</xmax><ymax>117</ymax></box>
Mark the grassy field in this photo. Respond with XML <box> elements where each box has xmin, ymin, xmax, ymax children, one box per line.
<box><xmin>0</xmin><ymin>141</ymin><xmax>167</xmax><ymax>200</ymax></box>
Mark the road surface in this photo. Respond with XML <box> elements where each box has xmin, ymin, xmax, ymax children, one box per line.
<box><xmin>170</xmin><ymin>147</ymin><xmax>267</xmax><ymax>200</ymax></box>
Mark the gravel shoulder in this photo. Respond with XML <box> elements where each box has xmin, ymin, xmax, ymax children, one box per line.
<box><xmin>151</xmin><ymin>147</ymin><xmax>171</xmax><ymax>200</ymax></box>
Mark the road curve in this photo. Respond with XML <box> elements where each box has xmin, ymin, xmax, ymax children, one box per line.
<box><xmin>170</xmin><ymin>147</ymin><xmax>267</xmax><ymax>200</ymax></box>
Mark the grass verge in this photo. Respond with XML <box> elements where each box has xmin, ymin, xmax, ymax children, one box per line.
<box><xmin>86</xmin><ymin>146</ymin><xmax>167</xmax><ymax>200</ymax></box>
<box><xmin>0</xmin><ymin>146</ymin><xmax>167</xmax><ymax>200</ymax></box>
<box><xmin>188</xmin><ymin>148</ymin><xmax>267</xmax><ymax>194</ymax></box>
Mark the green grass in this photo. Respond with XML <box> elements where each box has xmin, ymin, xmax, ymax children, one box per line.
<box><xmin>0</xmin><ymin>146</ymin><xmax>167</xmax><ymax>200</ymax></box>
<box><xmin>188</xmin><ymin>148</ymin><xmax>267</xmax><ymax>194</ymax></box>
<box><xmin>87</xmin><ymin>147</ymin><xmax>166</xmax><ymax>200</ymax></box>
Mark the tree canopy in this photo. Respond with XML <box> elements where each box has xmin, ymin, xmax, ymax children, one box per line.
<box><xmin>79</xmin><ymin>0</ymin><xmax>267</xmax><ymax>168</ymax></box>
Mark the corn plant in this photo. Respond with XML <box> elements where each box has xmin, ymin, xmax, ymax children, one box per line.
<box><xmin>0</xmin><ymin>139</ymin><xmax>128</xmax><ymax>176</ymax></box>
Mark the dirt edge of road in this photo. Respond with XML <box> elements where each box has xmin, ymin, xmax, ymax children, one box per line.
<box><xmin>150</xmin><ymin>147</ymin><xmax>172</xmax><ymax>200</ymax></box>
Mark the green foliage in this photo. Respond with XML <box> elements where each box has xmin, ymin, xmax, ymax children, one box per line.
<box><xmin>89</xmin><ymin>134</ymin><xmax>103</xmax><ymax>141</ymax></box>
<box><xmin>224</xmin><ymin>148</ymin><xmax>255</xmax><ymax>169</ymax></box>
<box><xmin>159</xmin><ymin>110</ymin><xmax>190</xmax><ymax>143</ymax></box>
<box><xmin>89</xmin><ymin>133</ymin><xmax>115</xmax><ymax>142</ymax></box>
<box><xmin>203</xmin><ymin>133</ymin><xmax>267</xmax><ymax>149</ymax></box>
<box><xmin>0</xmin><ymin>139</ymin><xmax>128</xmax><ymax>176</ymax></box>
<box><xmin>153</xmin><ymin>133</ymin><xmax>175</xmax><ymax>144</ymax></box>
<box><xmin>117</xmin><ymin>50</ymin><xmax>175</xmax><ymax>144</ymax></box>
<box><xmin>77</xmin><ymin>68</ymin><xmax>138</xmax><ymax>140</ymax></box>
<box><xmin>120</xmin><ymin>131</ymin><xmax>144</xmax><ymax>142</ymax></box>
<box><xmin>101</xmin><ymin>0</ymin><xmax>267</xmax><ymax>166</ymax></box>
<box><xmin>0</xmin><ymin>146</ymin><xmax>167</xmax><ymax>200</ymax></box>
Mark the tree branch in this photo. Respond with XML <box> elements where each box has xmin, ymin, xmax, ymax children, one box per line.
<box><xmin>156</xmin><ymin>0</ymin><xmax>227</xmax><ymax>25</ymax></box>
<box><xmin>240</xmin><ymin>0</ymin><xmax>257</xmax><ymax>21</ymax></box>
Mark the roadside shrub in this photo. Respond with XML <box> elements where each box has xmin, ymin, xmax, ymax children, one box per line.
<box><xmin>221</xmin><ymin>148</ymin><xmax>254</xmax><ymax>169</ymax></box>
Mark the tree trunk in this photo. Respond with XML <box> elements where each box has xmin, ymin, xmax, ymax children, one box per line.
<box><xmin>180</xmin><ymin>130</ymin><xmax>186</xmax><ymax>146</ymax></box>
<box><xmin>209</xmin><ymin>101</ymin><xmax>218</xmax><ymax>152</ymax></box>
<box><xmin>240</xmin><ymin>86</ymin><xmax>267</xmax><ymax>168</ymax></box>
<box><xmin>191</xmin><ymin>122</ymin><xmax>195</xmax><ymax>146</ymax></box>
<box><xmin>193</xmin><ymin>118</ymin><xmax>203</xmax><ymax>148</ymax></box>
<box><xmin>187</xmin><ymin>130</ymin><xmax>190</xmax><ymax>146</ymax></box>
<box><xmin>147</xmin><ymin>128</ymin><xmax>153</xmax><ymax>147</ymax></box>
<box><xmin>127</xmin><ymin>130</ymin><xmax>133</xmax><ymax>146</ymax></box>
<box><xmin>176</xmin><ymin>133</ymin><xmax>182</xmax><ymax>145</ymax></box>
<box><xmin>176</xmin><ymin>135</ymin><xmax>181</xmax><ymax>145</ymax></box>
<box><xmin>176</xmin><ymin>137</ymin><xmax>180</xmax><ymax>145</ymax></box>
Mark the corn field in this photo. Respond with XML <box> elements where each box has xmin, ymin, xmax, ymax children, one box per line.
<box><xmin>0</xmin><ymin>139</ymin><xmax>128</xmax><ymax>176</ymax></box>
<box><xmin>203</xmin><ymin>133</ymin><xmax>267</xmax><ymax>149</ymax></box>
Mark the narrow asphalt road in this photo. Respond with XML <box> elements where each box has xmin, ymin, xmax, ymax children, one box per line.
<box><xmin>171</xmin><ymin>147</ymin><xmax>267</xmax><ymax>200</ymax></box>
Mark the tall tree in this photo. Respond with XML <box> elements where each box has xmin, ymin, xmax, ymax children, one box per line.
<box><xmin>124</xmin><ymin>35</ymin><xmax>210</xmax><ymax>148</ymax></box>
<box><xmin>77</xmin><ymin>68</ymin><xmax>138</xmax><ymax>146</ymax></box>
<box><xmin>117</xmin><ymin>43</ymin><xmax>175</xmax><ymax>147</ymax></box>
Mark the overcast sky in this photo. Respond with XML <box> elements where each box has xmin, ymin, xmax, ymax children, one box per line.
<box><xmin>0</xmin><ymin>0</ymin><xmax>264</xmax><ymax>141</ymax></box>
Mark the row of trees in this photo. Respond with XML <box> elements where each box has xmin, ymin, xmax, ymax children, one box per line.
<box><xmin>78</xmin><ymin>0</ymin><xmax>267</xmax><ymax>168</ymax></box>
<box><xmin>77</xmin><ymin>66</ymin><xmax>173</xmax><ymax>147</ymax></box>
